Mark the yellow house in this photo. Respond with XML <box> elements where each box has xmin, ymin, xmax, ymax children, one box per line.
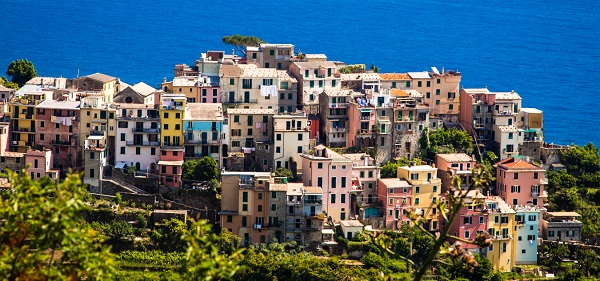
<box><xmin>159</xmin><ymin>94</ymin><xmax>186</xmax><ymax>148</ymax></box>
<box><xmin>398</xmin><ymin>165</ymin><xmax>442</xmax><ymax>231</ymax></box>
<box><xmin>9</xmin><ymin>90</ymin><xmax>51</xmax><ymax>152</ymax></box>
<box><xmin>79</xmin><ymin>95</ymin><xmax>117</xmax><ymax>162</ymax></box>
<box><xmin>485</xmin><ymin>196</ymin><xmax>516</xmax><ymax>272</ymax></box>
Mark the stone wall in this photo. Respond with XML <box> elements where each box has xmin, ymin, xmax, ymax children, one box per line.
<box><xmin>519</xmin><ymin>141</ymin><xmax>542</xmax><ymax>163</ymax></box>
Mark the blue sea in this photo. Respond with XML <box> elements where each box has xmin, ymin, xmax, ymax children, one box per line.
<box><xmin>1</xmin><ymin>0</ymin><xmax>598</xmax><ymax>146</ymax></box>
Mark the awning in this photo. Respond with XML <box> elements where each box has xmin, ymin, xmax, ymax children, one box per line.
<box><xmin>321</xmin><ymin>229</ymin><xmax>335</xmax><ymax>235</ymax></box>
<box><xmin>524</xmin><ymin>129</ymin><xmax>537</xmax><ymax>133</ymax></box>
<box><xmin>157</xmin><ymin>160</ymin><xmax>184</xmax><ymax>166</ymax></box>
<box><xmin>115</xmin><ymin>162</ymin><xmax>126</xmax><ymax>169</ymax></box>
<box><xmin>360</xmin><ymin>109</ymin><xmax>372</xmax><ymax>112</ymax></box>
<box><xmin>87</xmin><ymin>135</ymin><xmax>104</xmax><ymax>140</ymax></box>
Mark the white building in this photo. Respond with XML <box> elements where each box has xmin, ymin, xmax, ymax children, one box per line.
<box><xmin>273</xmin><ymin>113</ymin><xmax>310</xmax><ymax>173</ymax></box>
<box><xmin>114</xmin><ymin>103</ymin><xmax>161</xmax><ymax>173</ymax></box>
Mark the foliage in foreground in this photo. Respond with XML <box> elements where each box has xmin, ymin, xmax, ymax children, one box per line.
<box><xmin>0</xmin><ymin>170</ymin><xmax>114</xmax><ymax>280</ymax></box>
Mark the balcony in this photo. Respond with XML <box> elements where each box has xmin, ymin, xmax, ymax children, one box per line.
<box><xmin>492</xmin><ymin>234</ymin><xmax>512</xmax><ymax>240</ymax></box>
<box><xmin>224</xmin><ymin>98</ymin><xmax>258</xmax><ymax>104</ymax></box>
<box><xmin>330</xmin><ymin>103</ymin><xmax>349</xmax><ymax>108</ymax></box>
<box><xmin>119</xmin><ymin>115</ymin><xmax>160</xmax><ymax>121</ymax></box>
<box><xmin>12</xmin><ymin>141</ymin><xmax>33</xmax><ymax>147</ymax></box>
<box><xmin>126</xmin><ymin>141</ymin><xmax>160</xmax><ymax>146</ymax></box>
<box><xmin>89</xmin><ymin>130</ymin><xmax>105</xmax><ymax>136</ymax></box>
<box><xmin>161</xmin><ymin>143</ymin><xmax>184</xmax><ymax>150</ymax></box>
<box><xmin>162</xmin><ymin>105</ymin><xmax>183</xmax><ymax>110</ymax></box>
<box><xmin>253</xmin><ymin>224</ymin><xmax>266</xmax><ymax>229</ymax></box>
<box><xmin>304</xmin><ymin>199</ymin><xmax>322</xmax><ymax>204</ymax></box>
<box><xmin>132</xmin><ymin>128</ymin><xmax>160</xmax><ymax>133</ymax></box>
<box><xmin>52</xmin><ymin>140</ymin><xmax>74</xmax><ymax>146</ymax></box>
<box><xmin>185</xmin><ymin>139</ymin><xmax>220</xmax><ymax>145</ymax></box>
<box><xmin>360</xmin><ymin>115</ymin><xmax>371</xmax><ymax>120</ymax></box>
<box><xmin>12</xmin><ymin>127</ymin><xmax>35</xmax><ymax>133</ymax></box>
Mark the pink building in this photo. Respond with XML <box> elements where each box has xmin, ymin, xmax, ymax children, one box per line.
<box><xmin>495</xmin><ymin>157</ymin><xmax>547</xmax><ymax>208</ymax></box>
<box><xmin>444</xmin><ymin>190</ymin><xmax>488</xmax><ymax>250</ymax></box>
<box><xmin>378</xmin><ymin>178</ymin><xmax>412</xmax><ymax>229</ymax></box>
<box><xmin>435</xmin><ymin>153</ymin><xmax>477</xmax><ymax>192</ymax></box>
<box><xmin>301</xmin><ymin>144</ymin><xmax>352</xmax><ymax>221</ymax></box>
<box><xmin>35</xmin><ymin>99</ymin><xmax>81</xmax><ymax>172</ymax></box>
<box><xmin>25</xmin><ymin>149</ymin><xmax>59</xmax><ymax>180</ymax></box>
<box><xmin>158</xmin><ymin>148</ymin><xmax>184</xmax><ymax>188</ymax></box>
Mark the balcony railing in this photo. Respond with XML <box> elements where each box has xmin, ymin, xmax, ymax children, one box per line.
<box><xmin>304</xmin><ymin>199</ymin><xmax>322</xmax><ymax>204</ymax></box>
<box><xmin>126</xmin><ymin>141</ymin><xmax>159</xmax><ymax>146</ymax></box>
<box><xmin>52</xmin><ymin>140</ymin><xmax>74</xmax><ymax>146</ymax></box>
<box><xmin>330</xmin><ymin>103</ymin><xmax>349</xmax><ymax>108</ymax></box>
<box><xmin>119</xmin><ymin>115</ymin><xmax>160</xmax><ymax>121</ymax></box>
<box><xmin>185</xmin><ymin>139</ymin><xmax>220</xmax><ymax>145</ymax></box>
<box><xmin>132</xmin><ymin>128</ymin><xmax>160</xmax><ymax>133</ymax></box>
<box><xmin>224</xmin><ymin>98</ymin><xmax>258</xmax><ymax>104</ymax></box>
<box><xmin>89</xmin><ymin>130</ymin><xmax>105</xmax><ymax>136</ymax></box>
<box><xmin>12</xmin><ymin>127</ymin><xmax>35</xmax><ymax>133</ymax></box>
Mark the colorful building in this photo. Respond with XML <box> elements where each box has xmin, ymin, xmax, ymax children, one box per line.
<box><xmin>495</xmin><ymin>157</ymin><xmax>547</xmax><ymax>208</ymax></box>
<box><xmin>183</xmin><ymin>103</ymin><xmax>224</xmax><ymax>168</ymax></box>
<box><xmin>378</xmin><ymin>178</ymin><xmax>412</xmax><ymax>229</ymax></box>
<box><xmin>35</xmin><ymin>99</ymin><xmax>81</xmax><ymax>172</ymax></box>
<box><xmin>114</xmin><ymin>103</ymin><xmax>161</xmax><ymax>173</ymax></box>
<box><xmin>397</xmin><ymin>165</ymin><xmax>442</xmax><ymax>231</ymax></box>
<box><xmin>435</xmin><ymin>153</ymin><xmax>477</xmax><ymax>192</ymax></box>
<box><xmin>301</xmin><ymin>144</ymin><xmax>353</xmax><ymax>222</ymax></box>
<box><xmin>159</xmin><ymin>93</ymin><xmax>186</xmax><ymax>188</ymax></box>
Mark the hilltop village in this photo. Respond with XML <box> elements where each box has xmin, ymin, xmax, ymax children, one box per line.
<box><xmin>0</xmin><ymin>43</ymin><xmax>579</xmax><ymax>274</ymax></box>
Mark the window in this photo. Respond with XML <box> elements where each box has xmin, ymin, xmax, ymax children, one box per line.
<box><xmin>271</xmin><ymin>203</ymin><xmax>276</xmax><ymax>211</ymax></box>
<box><xmin>272</xmin><ymin>191</ymin><xmax>277</xmax><ymax>198</ymax></box>
<box><xmin>415</xmin><ymin>198</ymin><xmax>420</xmax><ymax>205</ymax></box>
<box><xmin>418</xmin><ymin>81</ymin><xmax>422</xmax><ymax>87</ymax></box>
<box><xmin>549</xmin><ymin>230</ymin><xmax>555</xmax><ymax>237</ymax></box>
<box><xmin>136</xmin><ymin>147</ymin><xmax>140</xmax><ymax>155</ymax></box>
<box><xmin>241</xmin><ymin>217</ymin><xmax>247</xmax><ymax>227</ymax></box>
<box><xmin>40</xmin><ymin>134</ymin><xmax>44</xmax><ymax>140</ymax></box>
<box><xmin>480</xmin><ymin>216</ymin><xmax>485</xmax><ymax>224</ymax></box>
<box><xmin>501</xmin><ymin>216</ymin><xmax>508</xmax><ymax>224</ymax></box>
<box><xmin>317</xmin><ymin>177</ymin><xmax>323</xmax><ymax>187</ymax></box>
<box><xmin>175</xmin><ymin>124</ymin><xmax>180</xmax><ymax>130</ymax></box>
<box><xmin>502</xmin><ymin>242</ymin><xmax>507</xmax><ymax>252</ymax></box>
<box><xmin>435</xmin><ymin>100</ymin><xmax>440</xmax><ymax>105</ymax></box>
<box><xmin>257</xmin><ymin>205</ymin><xmax>262</xmax><ymax>212</ymax></box>
<box><xmin>360</xmin><ymin>171</ymin><xmax>365</xmax><ymax>178</ymax></box>
<box><xmin>433</xmin><ymin>186</ymin><xmax>437</xmax><ymax>192</ymax></box>
<box><xmin>332</xmin><ymin>166</ymin><xmax>336</xmax><ymax>170</ymax></box>
<box><xmin>465</xmin><ymin>230</ymin><xmax>470</xmax><ymax>239</ymax></box>
<box><xmin>391</xmin><ymin>82</ymin><xmax>397</xmax><ymax>88</ymax></box>
<box><xmin>341</xmin><ymin>177</ymin><xmax>346</xmax><ymax>188</ymax></box>
<box><xmin>120</xmin><ymin>147</ymin><xmax>125</xmax><ymax>154</ymax></box>
<box><xmin>415</xmin><ymin>186</ymin><xmax>420</xmax><ymax>193</ymax></box>
<box><xmin>341</xmin><ymin>194</ymin><xmax>346</xmax><ymax>203</ymax></box>
<box><xmin>508</xmin><ymin>132</ymin><xmax>513</xmax><ymax>139</ymax></box>
<box><xmin>276</xmin><ymin>147</ymin><xmax>281</xmax><ymax>153</ymax></box>
<box><xmin>242</xmin><ymin>204</ymin><xmax>248</xmax><ymax>211</ymax></box>
<box><xmin>514</xmin><ymin>173</ymin><xmax>519</xmax><ymax>179</ymax></box>
<box><xmin>449</xmin><ymin>104</ymin><xmax>454</xmax><ymax>110</ymax></box>
<box><xmin>164</xmin><ymin>124</ymin><xmax>168</xmax><ymax>130</ymax></box>
<box><xmin>318</xmin><ymin>163</ymin><xmax>323</xmax><ymax>169</ymax></box>
<box><xmin>164</xmin><ymin>112</ymin><xmax>169</xmax><ymax>118</ymax></box>
<box><xmin>297</xmin><ymin>146</ymin><xmax>302</xmax><ymax>153</ymax></box>
<box><xmin>331</xmin><ymin>194</ymin><xmax>336</xmax><ymax>203</ymax></box>
<box><xmin>511</xmin><ymin>185</ymin><xmax>520</xmax><ymax>193</ymax></box>
<box><xmin>120</xmin><ymin>133</ymin><xmax>126</xmax><ymax>141</ymax></box>
<box><xmin>242</xmin><ymin>192</ymin><xmax>248</xmax><ymax>202</ymax></box>
<box><xmin>151</xmin><ymin>148</ymin><xmax>155</xmax><ymax>155</ymax></box>
<box><xmin>89</xmin><ymin>169</ymin><xmax>95</xmax><ymax>178</ymax></box>
<box><xmin>297</xmin><ymin>134</ymin><xmax>303</xmax><ymax>141</ymax></box>
<box><xmin>464</xmin><ymin>217</ymin><xmax>472</xmax><ymax>225</ymax></box>
<box><xmin>331</xmin><ymin>177</ymin><xmax>337</xmax><ymax>188</ymax></box>
<box><xmin>528</xmin><ymin>215</ymin><xmax>537</xmax><ymax>221</ymax></box>
<box><xmin>527</xmin><ymin>235</ymin><xmax>536</xmax><ymax>240</ymax></box>
<box><xmin>227</xmin><ymin>215</ymin><xmax>232</xmax><ymax>223</ymax></box>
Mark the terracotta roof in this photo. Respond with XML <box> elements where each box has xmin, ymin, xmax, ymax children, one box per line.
<box><xmin>269</xmin><ymin>184</ymin><xmax>288</xmax><ymax>192</ymax></box>
<box><xmin>379</xmin><ymin>178</ymin><xmax>411</xmax><ymax>188</ymax></box>
<box><xmin>277</xmin><ymin>70</ymin><xmax>297</xmax><ymax>82</ymax></box>
<box><xmin>436</xmin><ymin>153</ymin><xmax>473</xmax><ymax>163</ymax></box>
<box><xmin>547</xmin><ymin>212</ymin><xmax>581</xmax><ymax>218</ymax></box>
<box><xmin>291</xmin><ymin>61</ymin><xmax>337</xmax><ymax>69</ymax></box>
<box><xmin>495</xmin><ymin>157</ymin><xmax>542</xmax><ymax>170</ymax></box>
<box><xmin>220</xmin><ymin>65</ymin><xmax>243</xmax><ymax>77</ymax></box>
<box><xmin>379</xmin><ymin>73</ymin><xmax>410</xmax><ymax>80</ymax></box>
<box><xmin>184</xmin><ymin>103</ymin><xmax>224</xmax><ymax>120</ymax></box>
<box><xmin>86</xmin><ymin>73</ymin><xmax>116</xmax><ymax>83</ymax></box>
<box><xmin>340</xmin><ymin>220</ymin><xmax>364</xmax><ymax>227</ymax></box>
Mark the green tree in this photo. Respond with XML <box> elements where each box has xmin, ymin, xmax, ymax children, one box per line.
<box><xmin>222</xmin><ymin>34</ymin><xmax>266</xmax><ymax>56</ymax></box>
<box><xmin>550</xmin><ymin>187</ymin><xmax>580</xmax><ymax>211</ymax></box>
<box><xmin>560</xmin><ymin>143</ymin><xmax>600</xmax><ymax>176</ymax></box>
<box><xmin>273</xmin><ymin>167</ymin><xmax>294</xmax><ymax>182</ymax></box>
<box><xmin>182</xmin><ymin>160</ymin><xmax>199</xmax><ymax>180</ymax></box>
<box><xmin>182</xmin><ymin>156</ymin><xmax>219</xmax><ymax>182</ymax></box>
<box><xmin>152</xmin><ymin>218</ymin><xmax>189</xmax><ymax>252</ymax></box>
<box><xmin>0</xmin><ymin>170</ymin><xmax>114</xmax><ymax>280</ymax></box>
<box><xmin>0</xmin><ymin>76</ymin><xmax>19</xmax><ymax>89</ymax></box>
<box><xmin>6</xmin><ymin>59</ymin><xmax>37</xmax><ymax>87</ymax></box>
<box><xmin>182</xmin><ymin>220</ymin><xmax>243</xmax><ymax>280</ymax></box>
<box><xmin>419</xmin><ymin>128</ymin><xmax>474</xmax><ymax>160</ymax></box>
<box><xmin>197</xmin><ymin>156</ymin><xmax>219</xmax><ymax>181</ymax></box>
<box><xmin>547</xmin><ymin>170</ymin><xmax>578</xmax><ymax>193</ymax></box>
<box><xmin>380</xmin><ymin>157</ymin><xmax>421</xmax><ymax>178</ymax></box>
